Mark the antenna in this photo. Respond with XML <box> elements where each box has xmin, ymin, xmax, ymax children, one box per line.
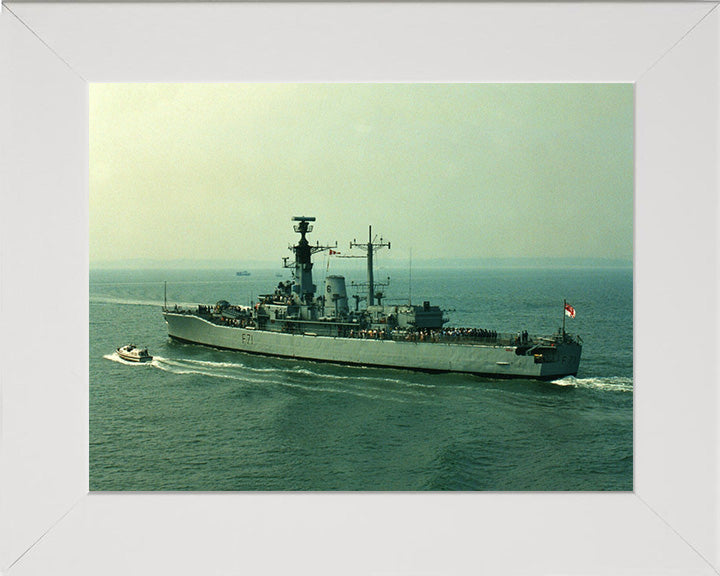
<box><xmin>349</xmin><ymin>225</ymin><xmax>390</xmax><ymax>306</ymax></box>
<box><xmin>409</xmin><ymin>248</ymin><xmax>412</xmax><ymax>306</ymax></box>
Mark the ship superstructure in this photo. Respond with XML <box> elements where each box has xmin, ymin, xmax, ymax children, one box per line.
<box><xmin>163</xmin><ymin>217</ymin><xmax>582</xmax><ymax>380</ymax></box>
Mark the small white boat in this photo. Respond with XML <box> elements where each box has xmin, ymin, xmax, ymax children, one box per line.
<box><xmin>117</xmin><ymin>344</ymin><xmax>152</xmax><ymax>363</ymax></box>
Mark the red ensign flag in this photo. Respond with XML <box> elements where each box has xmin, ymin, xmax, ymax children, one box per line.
<box><xmin>564</xmin><ymin>303</ymin><xmax>576</xmax><ymax>318</ymax></box>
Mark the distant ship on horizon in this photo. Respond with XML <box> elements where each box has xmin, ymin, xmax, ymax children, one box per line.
<box><xmin>164</xmin><ymin>216</ymin><xmax>582</xmax><ymax>380</ymax></box>
<box><xmin>236</xmin><ymin>270</ymin><xmax>251</xmax><ymax>276</ymax></box>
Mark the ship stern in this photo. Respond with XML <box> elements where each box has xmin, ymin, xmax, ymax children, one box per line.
<box><xmin>538</xmin><ymin>341</ymin><xmax>582</xmax><ymax>380</ymax></box>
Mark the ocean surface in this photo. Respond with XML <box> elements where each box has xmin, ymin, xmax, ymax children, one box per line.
<box><xmin>90</xmin><ymin>266</ymin><xmax>632</xmax><ymax>491</ymax></box>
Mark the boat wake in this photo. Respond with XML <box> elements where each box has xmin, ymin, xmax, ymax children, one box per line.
<box><xmin>157</xmin><ymin>357</ymin><xmax>415</xmax><ymax>385</ymax></box>
<box><xmin>151</xmin><ymin>357</ymin><xmax>276</xmax><ymax>383</ymax></box>
<box><xmin>147</xmin><ymin>356</ymin><xmax>432</xmax><ymax>403</ymax></box>
<box><xmin>552</xmin><ymin>375</ymin><xmax>633</xmax><ymax>393</ymax></box>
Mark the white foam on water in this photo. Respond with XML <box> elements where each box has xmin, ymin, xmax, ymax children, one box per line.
<box><xmin>553</xmin><ymin>375</ymin><xmax>633</xmax><ymax>392</ymax></box>
<box><xmin>293</xmin><ymin>366</ymin><xmax>408</xmax><ymax>386</ymax></box>
<box><xmin>180</xmin><ymin>358</ymin><xmax>248</xmax><ymax>369</ymax></box>
<box><xmin>404</xmin><ymin>381</ymin><xmax>437</xmax><ymax>390</ymax></box>
<box><xmin>179</xmin><ymin>357</ymin><xmax>314</xmax><ymax>375</ymax></box>
<box><xmin>286</xmin><ymin>366</ymin><xmax>437</xmax><ymax>399</ymax></box>
<box><xmin>171</xmin><ymin>357</ymin><xmax>421</xmax><ymax>390</ymax></box>
<box><xmin>149</xmin><ymin>355</ymin><xmax>423</xmax><ymax>403</ymax></box>
<box><xmin>549</xmin><ymin>377</ymin><xmax>577</xmax><ymax>387</ymax></box>
<box><xmin>151</xmin><ymin>358</ymin><xmax>279</xmax><ymax>385</ymax></box>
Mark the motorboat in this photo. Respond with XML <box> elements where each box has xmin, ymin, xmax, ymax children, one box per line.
<box><xmin>117</xmin><ymin>344</ymin><xmax>153</xmax><ymax>363</ymax></box>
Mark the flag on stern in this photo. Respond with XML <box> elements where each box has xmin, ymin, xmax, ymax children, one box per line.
<box><xmin>564</xmin><ymin>302</ymin><xmax>576</xmax><ymax>318</ymax></box>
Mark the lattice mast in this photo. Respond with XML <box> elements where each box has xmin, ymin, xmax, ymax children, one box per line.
<box><xmin>350</xmin><ymin>225</ymin><xmax>391</xmax><ymax>306</ymax></box>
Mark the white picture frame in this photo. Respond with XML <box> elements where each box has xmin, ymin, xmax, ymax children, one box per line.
<box><xmin>1</xmin><ymin>2</ymin><xmax>718</xmax><ymax>574</ymax></box>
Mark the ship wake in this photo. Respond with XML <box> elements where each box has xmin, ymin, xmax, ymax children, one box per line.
<box><xmin>148</xmin><ymin>356</ymin><xmax>431</xmax><ymax>404</ymax></box>
<box><xmin>552</xmin><ymin>375</ymin><xmax>633</xmax><ymax>392</ymax></box>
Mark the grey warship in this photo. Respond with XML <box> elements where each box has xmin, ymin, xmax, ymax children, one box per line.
<box><xmin>163</xmin><ymin>217</ymin><xmax>582</xmax><ymax>380</ymax></box>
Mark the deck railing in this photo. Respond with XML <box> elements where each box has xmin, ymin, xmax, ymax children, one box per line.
<box><xmin>167</xmin><ymin>306</ymin><xmax>571</xmax><ymax>347</ymax></box>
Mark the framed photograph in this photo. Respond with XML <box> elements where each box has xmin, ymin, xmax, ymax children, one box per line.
<box><xmin>1</xmin><ymin>2</ymin><xmax>718</xmax><ymax>574</ymax></box>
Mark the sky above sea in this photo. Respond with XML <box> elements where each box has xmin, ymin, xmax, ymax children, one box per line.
<box><xmin>90</xmin><ymin>83</ymin><xmax>633</xmax><ymax>267</ymax></box>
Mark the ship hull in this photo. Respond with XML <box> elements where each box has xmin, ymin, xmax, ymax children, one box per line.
<box><xmin>164</xmin><ymin>312</ymin><xmax>581</xmax><ymax>380</ymax></box>
<box><xmin>118</xmin><ymin>353</ymin><xmax>152</xmax><ymax>363</ymax></box>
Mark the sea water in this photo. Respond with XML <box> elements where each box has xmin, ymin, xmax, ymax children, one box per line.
<box><xmin>90</xmin><ymin>267</ymin><xmax>632</xmax><ymax>491</ymax></box>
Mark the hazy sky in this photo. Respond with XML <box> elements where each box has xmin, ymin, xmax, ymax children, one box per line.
<box><xmin>90</xmin><ymin>83</ymin><xmax>633</xmax><ymax>265</ymax></box>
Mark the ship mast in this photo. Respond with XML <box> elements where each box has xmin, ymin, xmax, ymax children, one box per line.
<box><xmin>350</xmin><ymin>225</ymin><xmax>390</xmax><ymax>306</ymax></box>
<box><xmin>288</xmin><ymin>216</ymin><xmax>336</xmax><ymax>306</ymax></box>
